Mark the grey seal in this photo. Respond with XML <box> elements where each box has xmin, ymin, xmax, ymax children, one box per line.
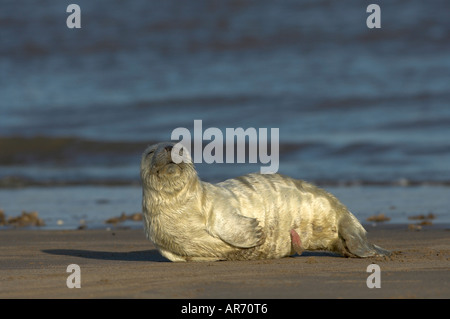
<box><xmin>140</xmin><ymin>142</ymin><xmax>390</xmax><ymax>262</ymax></box>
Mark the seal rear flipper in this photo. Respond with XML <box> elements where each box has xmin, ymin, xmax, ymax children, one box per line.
<box><xmin>372</xmin><ymin>244</ymin><xmax>391</xmax><ymax>257</ymax></box>
<box><xmin>340</xmin><ymin>230</ymin><xmax>391</xmax><ymax>258</ymax></box>
<box><xmin>338</xmin><ymin>214</ymin><xmax>391</xmax><ymax>257</ymax></box>
<box><xmin>347</xmin><ymin>240</ymin><xmax>390</xmax><ymax>257</ymax></box>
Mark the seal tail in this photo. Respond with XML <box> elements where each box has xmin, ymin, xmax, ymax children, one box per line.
<box><xmin>338</xmin><ymin>213</ymin><xmax>390</xmax><ymax>258</ymax></box>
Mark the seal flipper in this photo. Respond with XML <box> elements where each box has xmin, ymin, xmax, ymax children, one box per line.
<box><xmin>343</xmin><ymin>234</ymin><xmax>390</xmax><ymax>257</ymax></box>
<box><xmin>207</xmin><ymin>210</ymin><xmax>265</xmax><ymax>248</ymax></box>
<box><xmin>371</xmin><ymin>244</ymin><xmax>391</xmax><ymax>257</ymax></box>
<box><xmin>338</xmin><ymin>214</ymin><xmax>391</xmax><ymax>257</ymax></box>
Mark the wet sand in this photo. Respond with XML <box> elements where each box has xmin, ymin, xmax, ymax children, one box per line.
<box><xmin>0</xmin><ymin>225</ymin><xmax>448</xmax><ymax>299</ymax></box>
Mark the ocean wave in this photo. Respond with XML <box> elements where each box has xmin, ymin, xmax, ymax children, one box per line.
<box><xmin>1</xmin><ymin>174</ymin><xmax>449</xmax><ymax>189</ymax></box>
<box><xmin>378</xmin><ymin>117</ymin><xmax>450</xmax><ymax>131</ymax></box>
<box><xmin>1</xmin><ymin>136</ymin><xmax>450</xmax><ymax>188</ymax></box>
<box><xmin>2</xmin><ymin>136</ymin><xmax>450</xmax><ymax>166</ymax></box>
<box><xmin>0</xmin><ymin>136</ymin><xmax>151</xmax><ymax>166</ymax></box>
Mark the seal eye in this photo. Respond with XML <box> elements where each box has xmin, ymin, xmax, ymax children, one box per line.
<box><xmin>147</xmin><ymin>150</ymin><xmax>155</xmax><ymax>157</ymax></box>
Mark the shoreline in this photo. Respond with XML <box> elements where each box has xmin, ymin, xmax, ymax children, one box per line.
<box><xmin>2</xmin><ymin>184</ymin><xmax>450</xmax><ymax>230</ymax></box>
<box><xmin>0</xmin><ymin>224</ymin><xmax>449</xmax><ymax>299</ymax></box>
<box><xmin>2</xmin><ymin>222</ymin><xmax>450</xmax><ymax>232</ymax></box>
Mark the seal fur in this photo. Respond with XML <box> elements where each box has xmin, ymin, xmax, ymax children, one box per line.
<box><xmin>140</xmin><ymin>142</ymin><xmax>390</xmax><ymax>262</ymax></box>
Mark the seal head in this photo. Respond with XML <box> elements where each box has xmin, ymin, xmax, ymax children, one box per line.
<box><xmin>140</xmin><ymin>142</ymin><xmax>196</xmax><ymax>194</ymax></box>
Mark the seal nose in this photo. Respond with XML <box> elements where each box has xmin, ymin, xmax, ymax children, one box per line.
<box><xmin>165</xmin><ymin>145</ymin><xmax>173</xmax><ymax>152</ymax></box>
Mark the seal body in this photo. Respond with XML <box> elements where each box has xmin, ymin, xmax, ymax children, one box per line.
<box><xmin>140</xmin><ymin>142</ymin><xmax>390</xmax><ymax>262</ymax></box>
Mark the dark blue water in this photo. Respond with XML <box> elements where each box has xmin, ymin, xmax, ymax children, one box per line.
<box><xmin>1</xmin><ymin>0</ymin><xmax>450</xmax><ymax>228</ymax></box>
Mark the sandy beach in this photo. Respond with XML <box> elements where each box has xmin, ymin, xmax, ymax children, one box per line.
<box><xmin>2</xmin><ymin>2</ymin><xmax>450</xmax><ymax>311</ymax></box>
<box><xmin>0</xmin><ymin>224</ymin><xmax>448</xmax><ymax>299</ymax></box>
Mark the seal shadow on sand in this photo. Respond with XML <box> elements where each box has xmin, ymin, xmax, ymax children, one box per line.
<box><xmin>42</xmin><ymin>249</ymin><xmax>341</xmax><ymax>262</ymax></box>
<box><xmin>42</xmin><ymin>249</ymin><xmax>170</xmax><ymax>262</ymax></box>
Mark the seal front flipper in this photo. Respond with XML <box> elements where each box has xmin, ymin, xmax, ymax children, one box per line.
<box><xmin>207</xmin><ymin>210</ymin><xmax>264</xmax><ymax>248</ymax></box>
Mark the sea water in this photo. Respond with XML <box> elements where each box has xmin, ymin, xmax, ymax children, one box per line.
<box><xmin>1</xmin><ymin>0</ymin><xmax>449</xmax><ymax>229</ymax></box>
